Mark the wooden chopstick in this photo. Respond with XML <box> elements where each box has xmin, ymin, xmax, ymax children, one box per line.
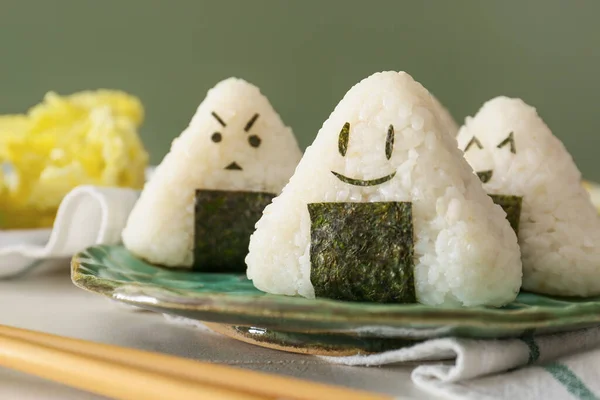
<box><xmin>0</xmin><ymin>330</ymin><xmax>264</xmax><ymax>400</ymax></box>
<box><xmin>0</xmin><ymin>325</ymin><xmax>391</xmax><ymax>400</ymax></box>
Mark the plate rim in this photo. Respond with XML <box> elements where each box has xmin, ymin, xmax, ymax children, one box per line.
<box><xmin>71</xmin><ymin>245</ymin><xmax>600</xmax><ymax>333</ymax></box>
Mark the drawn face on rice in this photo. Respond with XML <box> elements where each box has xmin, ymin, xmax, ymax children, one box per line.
<box><xmin>122</xmin><ymin>78</ymin><xmax>302</xmax><ymax>269</ymax></box>
<box><xmin>460</xmin><ymin>132</ymin><xmax>515</xmax><ymax>184</ymax></box>
<box><xmin>457</xmin><ymin>96</ymin><xmax>600</xmax><ymax>297</ymax></box>
<box><xmin>206</xmin><ymin>110</ymin><xmax>262</xmax><ymax>172</ymax></box>
<box><xmin>459</xmin><ymin>130</ymin><xmax>523</xmax><ymax>233</ymax></box>
<box><xmin>247</xmin><ymin>71</ymin><xmax>522</xmax><ymax>307</ymax></box>
<box><xmin>176</xmin><ymin>79</ymin><xmax>301</xmax><ymax>190</ymax></box>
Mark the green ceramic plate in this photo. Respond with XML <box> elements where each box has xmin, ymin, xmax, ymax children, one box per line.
<box><xmin>72</xmin><ymin>245</ymin><xmax>600</xmax><ymax>355</ymax></box>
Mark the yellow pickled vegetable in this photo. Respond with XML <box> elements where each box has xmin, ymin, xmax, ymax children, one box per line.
<box><xmin>0</xmin><ymin>90</ymin><xmax>149</xmax><ymax>229</ymax></box>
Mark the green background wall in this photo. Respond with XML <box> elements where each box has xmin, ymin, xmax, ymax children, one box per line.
<box><xmin>1</xmin><ymin>0</ymin><xmax>599</xmax><ymax>178</ymax></box>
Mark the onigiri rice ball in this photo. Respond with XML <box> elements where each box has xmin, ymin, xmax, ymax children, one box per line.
<box><xmin>457</xmin><ymin>96</ymin><xmax>600</xmax><ymax>297</ymax></box>
<box><xmin>122</xmin><ymin>78</ymin><xmax>302</xmax><ymax>268</ymax></box>
<box><xmin>246</xmin><ymin>71</ymin><xmax>522</xmax><ymax>307</ymax></box>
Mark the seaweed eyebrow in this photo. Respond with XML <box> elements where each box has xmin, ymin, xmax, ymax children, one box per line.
<box><xmin>211</xmin><ymin>112</ymin><xmax>226</xmax><ymax>127</ymax></box>
<box><xmin>464</xmin><ymin>136</ymin><xmax>483</xmax><ymax>152</ymax></box>
<box><xmin>244</xmin><ymin>113</ymin><xmax>260</xmax><ymax>132</ymax></box>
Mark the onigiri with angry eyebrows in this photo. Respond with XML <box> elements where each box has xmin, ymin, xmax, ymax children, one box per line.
<box><xmin>246</xmin><ymin>71</ymin><xmax>522</xmax><ymax>307</ymax></box>
<box><xmin>457</xmin><ymin>96</ymin><xmax>600</xmax><ymax>297</ymax></box>
<box><xmin>122</xmin><ymin>78</ymin><xmax>302</xmax><ymax>271</ymax></box>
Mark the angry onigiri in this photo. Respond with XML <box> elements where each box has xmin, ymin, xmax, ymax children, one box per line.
<box><xmin>122</xmin><ymin>78</ymin><xmax>302</xmax><ymax>271</ymax></box>
<box><xmin>246</xmin><ymin>71</ymin><xmax>522</xmax><ymax>307</ymax></box>
<box><xmin>457</xmin><ymin>96</ymin><xmax>600</xmax><ymax>297</ymax></box>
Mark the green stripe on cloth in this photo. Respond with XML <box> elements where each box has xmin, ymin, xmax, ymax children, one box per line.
<box><xmin>519</xmin><ymin>330</ymin><xmax>540</xmax><ymax>365</ymax></box>
<box><xmin>544</xmin><ymin>363</ymin><xmax>598</xmax><ymax>400</ymax></box>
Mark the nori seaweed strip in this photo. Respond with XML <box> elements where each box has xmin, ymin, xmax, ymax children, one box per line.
<box><xmin>194</xmin><ymin>190</ymin><xmax>274</xmax><ymax>272</ymax></box>
<box><xmin>308</xmin><ymin>202</ymin><xmax>416</xmax><ymax>303</ymax></box>
<box><xmin>477</xmin><ymin>170</ymin><xmax>493</xmax><ymax>184</ymax></box>
<box><xmin>331</xmin><ymin>171</ymin><xmax>396</xmax><ymax>187</ymax></box>
<box><xmin>385</xmin><ymin>125</ymin><xmax>394</xmax><ymax>160</ymax></box>
<box><xmin>497</xmin><ymin>132</ymin><xmax>516</xmax><ymax>154</ymax></box>
<box><xmin>338</xmin><ymin>122</ymin><xmax>350</xmax><ymax>156</ymax></box>
<box><xmin>490</xmin><ymin>194</ymin><xmax>523</xmax><ymax>234</ymax></box>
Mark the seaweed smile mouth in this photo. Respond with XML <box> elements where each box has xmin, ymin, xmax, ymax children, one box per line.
<box><xmin>225</xmin><ymin>162</ymin><xmax>243</xmax><ymax>171</ymax></box>
<box><xmin>476</xmin><ymin>170</ymin><xmax>493</xmax><ymax>183</ymax></box>
<box><xmin>331</xmin><ymin>171</ymin><xmax>396</xmax><ymax>187</ymax></box>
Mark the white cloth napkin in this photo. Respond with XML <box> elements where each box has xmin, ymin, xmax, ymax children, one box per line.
<box><xmin>322</xmin><ymin>327</ymin><xmax>600</xmax><ymax>400</ymax></box>
<box><xmin>0</xmin><ymin>185</ymin><xmax>140</xmax><ymax>277</ymax></box>
<box><xmin>164</xmin><ymin>315</ymin><xmax>600</xmax><ymax>400</ymax></box>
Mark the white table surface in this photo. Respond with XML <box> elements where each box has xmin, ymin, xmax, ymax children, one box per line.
<box><xmin>0</xmin><ymin>260</ymin><xmax>443</xmax><ymax>400</ymax></box>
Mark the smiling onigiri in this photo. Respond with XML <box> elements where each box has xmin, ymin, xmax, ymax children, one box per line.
<box><xmin>122</xmin><ymin>78</ymin><xmax>302</xmax><ymax>271</ymax></box>
<box><xmin>458</xmin><ymin>96</ymin><xmax>600</xmax><ymax>297</ymax></box>
<box><xmin>246</xmin><ymin>71</ymin><xmax>522</xmax><ymax>307</ymax></box>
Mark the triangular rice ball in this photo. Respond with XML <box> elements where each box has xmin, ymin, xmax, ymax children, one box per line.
<box><xmin>123</xmin><ymin>78</ymin><xmax>302</xmax><ymax>269</ymax></box>
<box><xmin>247</xmin><ymin>71</ymin><xmax>521</xmax><ymax>307</ymax></box>
<box><xmin>457</xmin><ymin>96</ymin><xmax>600</xmax><ymax>296</ymax></box>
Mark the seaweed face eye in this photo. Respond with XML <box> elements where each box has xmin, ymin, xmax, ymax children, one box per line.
<box><xmin>211</xmin><ymin>132</ymin><xmax>222</xmax><ymax>143</ymax></box>
<box><xmin>385</xmin><ymin>125</ymin><xmax>394</xmax><ymax>160</ymax></box>
<box><xmin>497</xmin><ymin>132</ymin><xmax>516</xmax><ymax>154</ymax></box>
<box><xmin>338</xmin><ymin>122</ymin><xmax>350</xmax><ymax>156</ymax></box>
<box><xmin>248</xmin><ymin>135</ymin><xmax>261</xmax><ymax>148</ymax></box>
<box><xmin>337</xmin><ymin>122</ymin><xmax>395</xmax><ymax>159</ymax></box>
<box><xmin>464</xmin><ymin>136</ymin><xmax>484</xmax><ymax>152</ymax></box>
